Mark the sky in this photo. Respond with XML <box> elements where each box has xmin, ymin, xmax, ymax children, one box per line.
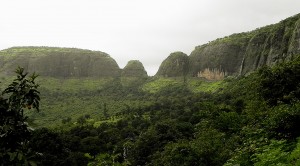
<box><xmin>1</xmin><ymin>0</ymin><xmax>300</xmax><ymax>75</ymax></box>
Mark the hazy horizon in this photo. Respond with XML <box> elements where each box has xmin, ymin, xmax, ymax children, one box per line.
<box><xmin>1</xmin><ymin>0</ymin><xmax>300</xmax><ymax>75</ymax></box>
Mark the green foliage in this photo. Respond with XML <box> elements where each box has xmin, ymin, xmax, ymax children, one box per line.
<box><xmin>0</xmin><ymin>67</ymin><xmax>40</xmax><ymax>165</ymax></box>
<box><xmin>187</xmin><ymin>78</ymin><xmax>226</xmax><ymax>93</ymax></box>
<box><xmin>151</xmin><ymin>141</ymin><xmax>200</xmax><ymax>166</ymax></box>
<box><xmin>258</xmin><ymin>56</ymin><xmax>300</xmax><ymax>106</ymax></box>
<box><xmin>3</xmin><ymin>49</ymin><xmax>300</xmax><ymax>165</ymax></box>
<box><xmin>264</xmin><ymin>104</ymin><xmax>300</xmax><ymax>139</ymax></box>
<box><xmin>29</xmin><ymin>128</ymin><xmax>89</xmax><ymax>165</ymax></box>
<box><xmin>288</xmin><ymin>138</ymin><xmax>300</xmax><ymax>165</ymax></box>
<box><xmin>252</xmin><ymin>140</ymin><xmax>289</xmax><ymax>166</ymax></box>
<box><xmin>142</xmin><ymin>77</ymin><xmax>179</xmax><ymax>93</ymax></box>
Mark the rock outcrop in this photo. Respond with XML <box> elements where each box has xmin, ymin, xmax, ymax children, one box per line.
<box><xmin>156</xmin><ymin>52</ymin><xmax>189</xmax><ymax>77</ymax></box>
<box><xmin>197</xmin><ymin>68</ymin><xmax>227</xmax><ymax>80</ymax></box>
<box><xmin>157</xmin><ymin>13</ymin><xmax>300</xmax><ymax>80</ymax></box>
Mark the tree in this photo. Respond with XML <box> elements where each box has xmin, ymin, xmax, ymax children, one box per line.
<box><xmin>151</xmin><ymin>141</ymin><xmax>200</xmax><ymax>166</ymax></box>
<box><xmin>258</xmin><ymin>57</ymin><xmax>300</xmax><ymax>106</ymax></box>
<box><xmin>0</xmin><ymin>67</ymin><xmax>40</xmax><ymax>165</ymax></box>
<box><xmin>29</xmin><ymin>128</ymin><xmax>68</xmax><ymax>165</ymax></box>
<box><xmin>80</xmin><ymin>136</ymin><xmax>101</xmax><ymax>159</ymax></box>
<box><xmin>77</xmin><ymin>115</ymin><xmax>87</xmax><ymax>126</ymax></box>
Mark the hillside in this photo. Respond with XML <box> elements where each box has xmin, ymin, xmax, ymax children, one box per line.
<box><xmin>158</xmin><ymin>13</ymin><xmax>300</xmax><ymax>79</ymax></box>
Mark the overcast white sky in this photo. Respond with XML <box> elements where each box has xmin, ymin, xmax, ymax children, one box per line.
<box><xmin>1</xmin><ymin>0</ymin><xmax>300</xmax><ymax>75</ymax></box>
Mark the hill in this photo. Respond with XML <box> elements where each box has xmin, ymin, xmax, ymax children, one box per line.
<box><xmin>121</xmin><ymin>60</ymin><xmax>148</xmax><ymax>77</ymax></box>
<box><xmin>0</xmin><ymin>47</ymin><xmax>121</xmax><ymax>78</ymax></box>
<box><xmin>156</xmin><ymin>52</ymin><xmax>189</xmax><ymax>77</ymax></box>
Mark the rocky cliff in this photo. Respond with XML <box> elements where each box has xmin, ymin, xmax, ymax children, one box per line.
<box><xmin>0</xmin><ymin>47</ymin><xmax>121</xmax><ymax>78</ymax></box>
<box><xmin>158</xmin><ymin>13</ymin><xmax>300</xmax><ymax>80</ymax></box>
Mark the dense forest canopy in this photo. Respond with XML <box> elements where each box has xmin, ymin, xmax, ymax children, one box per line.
<box><xmin>1</xmin><ymin>56</ymin><xmax>300</xmax><ymax>165</ymax></box>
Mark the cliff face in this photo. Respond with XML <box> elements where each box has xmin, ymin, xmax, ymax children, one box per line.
<box><xmin>0</xmin><ymin>47</ymin><xmax>121</xmax><ymax>77</ymax></box>
<box><xmin>189</xmin><ymin>36</ymin><xmax>248</xmax><ymax>77</ymax></box>
<box><xmin>158</xmin><ymin>13</ymin><xmax>300</xmax><ymax>80</ymax></box>
<box><xmin>240</xmin><ymin>15</ymin><xmax>300</xmax><ymax>75</ymax></box>
<box><xmin>121</xmin><ymin>60</ymin><xmax>148</xmax><ymax>77</ymax></box>
<box><xmin>156</xmin><ymin>52</ymin><xmax>189</xmax><ymax>77</ymax></box>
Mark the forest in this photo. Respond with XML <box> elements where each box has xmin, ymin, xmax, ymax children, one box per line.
<box><xmin>1</xmin><ymin>54</ymin><xmax>300</xmax><ymax>165</ymax></box>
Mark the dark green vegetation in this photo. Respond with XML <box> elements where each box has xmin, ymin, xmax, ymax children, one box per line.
<box><xmin>2</xmin><ymin>56</ymin><xmax>300</xmax><ymax>165</ymax></box>
<box><xmin>0</xmin><ymin>68</ymin><xmax>40</xmax><ymax>165</ymax></box>
<box><xmin>1</xmin><ymin>13</ymin><xmax>300</xmax><ymax>166</ymax></box>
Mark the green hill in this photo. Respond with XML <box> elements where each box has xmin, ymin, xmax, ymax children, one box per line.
<box><xmin>0</xmin><ymin>47</ymin><xmax>121</xmax><ymax>78</ymax></box>
<box><xmin>121</xmin><ymin>60</ymin><xmax>148</xmax><ymax>77</ymax></box>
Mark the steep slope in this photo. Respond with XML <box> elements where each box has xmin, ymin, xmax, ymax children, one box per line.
<box><xmin>189</xmin><ymin>33</ymin><xmax>249</xmax><ymax>78</ymax></box>
<box><xmin>121</xmin><ymin>60</ymin><xmax>148</xmax><ymax>77</ymax></box>
<box><xmin>157</xmin><ymin>13</ymin><xmax>300</xmax><ymax>79</ymax></box>
<box><xmin>0</xmin><ymin>47</ymin><xmax>121</xmax><ymax>78</ymax></box>
<box><xmin>156</xmin><ymin>52</ymin><xmax>189</xmax><ymax>77</ymax></box>
<box><xmin>240</xmin><ymin>15</ymin><xmax>300</xmax><ymax>75</ymax></box>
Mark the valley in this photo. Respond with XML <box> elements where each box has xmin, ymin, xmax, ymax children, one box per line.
<box><xmin>1</xmin><ymin>13</ymin><xmax>300</xmax><ymax>166</ymax></box>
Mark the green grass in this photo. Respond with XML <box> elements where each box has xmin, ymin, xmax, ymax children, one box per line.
<box><xmin>187</xmin><ymin>78</ymin><xmax>226</xmax><ymax>93</ymax></box>
<box><xmin>142</xmin><ymin>77</ymin><xmax>226</xmax><ymax>93</ymax></box>
<box><xmin>142</xmin><ymin>77</ymin><xmax>181</xmax><ymax>93</ymax></box>
<box><xmin>1</xmin><ymin>75</ymin><xmax>226</xmax><ymax>128</ymax></box>
<box><xmin>35</xmin><ymin>77</ymin><xmax>114</xmax><ymax>93</ymax></box>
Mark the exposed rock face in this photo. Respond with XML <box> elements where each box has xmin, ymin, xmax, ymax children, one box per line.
<box><xmin>197</xmin><ymin>68</ymin><xmax>227</xmax><ymax>80</ymax></box>
<box><xmin>156</xmin><ymin>52</ymin><xmax>189</xmax><ymax>77</ymax></box>
<box><xmin>157</xmin><ymin>13</ymin><xmax>300</xmax><ymax>79</ymax></box>
<box><xmin>0</xmin><ymin>47</ymin><xmax>121</xmax><ymax>77</ymax></box>
<box><xmin>189</xmin><ymin>39</ymin><xmax>247</xmax><ymax>77</ymax></box>
<box><xmin>121</xmin><ymin>60</ymin><xmax>148</xmax><ymax>77</ymax></box>
<box><xmin>240</xmin><ymin>15</ymin><xmax>300</xmax><ymax>75</ymax></box>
